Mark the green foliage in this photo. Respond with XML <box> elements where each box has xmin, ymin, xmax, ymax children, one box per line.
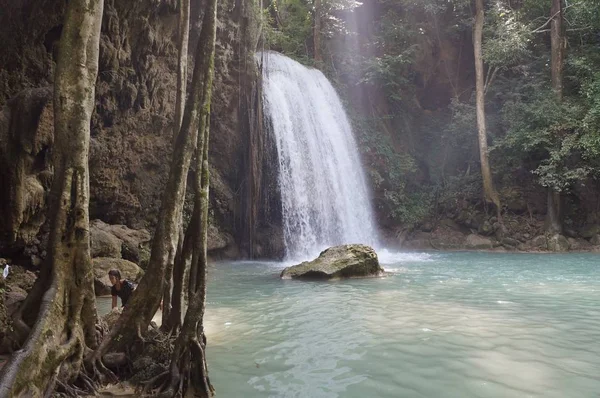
<box><xmin>495</xmin><ymin>53</ymin><xmax>600</xmax><ymax>192</ymax></box>
<box><xmin>483</xmin><ymin>2</ymin><xmax>532</xmax><ymax>68</ymax></box>
<box><xmin>263</xmin><ymin>0</ymin><xmax>313</xmax><ymax>62</ymax></box>
<box><xmin>352</xmin><ymin>116</ymin><xmax>432</xmax><ymax>226</ymax></box>
<box><xmin>260</xmin><ymin>0</ymin><xmax>600</xmax><ymax>226</ymax></box>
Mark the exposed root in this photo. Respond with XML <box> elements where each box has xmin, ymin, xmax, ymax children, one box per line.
<box><xmin>85</xmin><ymin>355</ymin><xmax>119</xmax><ymax>386</ymax></box>
<box><xmin>56</xmin><ymin>379</ymin><xmax>92</xmax><ymax>398</ymax></box>
<box><xmin>138</xmin><ymin>370</ymin><xmax>170</xmax><ymax>395</ymax></box>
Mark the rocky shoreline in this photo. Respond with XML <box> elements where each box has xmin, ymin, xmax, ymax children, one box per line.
<box><xmin>386</xmin><ymin>212</ymin><xmax>600</xmax><ymax>253</ymax></box>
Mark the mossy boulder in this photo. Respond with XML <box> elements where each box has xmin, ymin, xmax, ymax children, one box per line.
<box><xmin>280</xmin><ymin>244</ymin><xmax>383</xmax><ymax>280</ymax></box>
<box><xmin>580</xmin><ymin>224</ymin><xmax>600</xmax><ymax>239</ymax></box>
<box><xmin>547</xmin><ymin>234</ymin><xmax>570</xmax><ymax>252</ymax></box>
<box><xmin>464</xmin><ymin>234</ymin><xmax>494</xmax><ymax>250</ymax></box>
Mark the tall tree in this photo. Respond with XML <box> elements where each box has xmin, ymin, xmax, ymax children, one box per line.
<box><xmin>0</xmin><ymin>0</ymin><xmax>104</xmax><ymax>395</ymax></box>
<box><xmin>92</xmin><ymin>0</ymin><xmax>220</xmax><ymax>361</ymax></box>
<box><xmin>546</xmin><ymin>0</ymin><xmax>564</xmax><ymax>234</ymax></box>
<box><xmin>148</xmin><ymin>0</ymin><xmax>218</xmax><ymax>394</ymax></box>
<box><xmin>473</xmin><ymin>0</ymin><xmax>502</xmax><ymax>218</ymax></box>
<box><xmin>162</xmin><ymin>0</ymin><xmax>192</xmax><ymax>329</ymax></box>
<box><xmin>314</xmin><ymin>0</ymin><xmax>322</xmax><ymax>62</ymax></box>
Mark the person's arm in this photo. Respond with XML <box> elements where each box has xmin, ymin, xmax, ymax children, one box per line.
<box><xmin>112</xmin><ymin>295</ymin><xmax>117</xmax><ymax>309</ymax></box>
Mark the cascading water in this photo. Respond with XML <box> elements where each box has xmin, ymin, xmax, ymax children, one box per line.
<box><xmin>259</xmin><ymin>51</ymin><xmax>379</xmax><ymax>261</ymax></box>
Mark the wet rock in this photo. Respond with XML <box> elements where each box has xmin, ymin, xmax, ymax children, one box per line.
<box><xmin>280</xmin><ymin>244</ymin><xmax>383</xmax><ymax>280</ymax></box>
<box><xmin>93</xmin><ymin>257</ymin><xmax>143</xmax><ymax>296</ymax></box>
<box><xmin>402</xmin><ymin>238</ymin><xmax>432</xmax><ymax>250</ymax></box>
<box><xmin>547</xmin><ymin>234</ymin><xmax>570</xmax><ymax>252</ymax></box>
<box><xmin>502</xmin><ymin>237</ymin><xmax>520</xmax><ymax>247</ymax></box>
<box><xmin>517</xmin><ymin>242</ymin><xmax>531</xmax><ymax>251</ymax></box>
<box><xmin>580</xmin><ymin>224</ymin><xmax>600</xmax><ymax>239</ymax></box>
<box><xmin>530</xmin><ymin>235</ymin><xmax>547</xmax><ymax>250</ymax></box>
<box><xmin>564</xmin><ymin>228</ymin><xmax>578</xmax><ymax>238</ymax></box>
<box><xmin>479</xmin><ymin>221</ymin><xmax>494</xmax><ymax>236</ymax></box>
<box><xmin>207</xmin><ymin>224</ymin><xmax>229</xmax><ymax>251</ymax></box>
<box><xmin>567</xmin><ymin>237</ymin><xmax>592</xmax><ymax>251</ymax></box>
<box><xmin>464</xmin><ymin>234</ymin><xmax>493</xmax><ymax>250</ymax></box>
<box><xmin>590</xmin><ymin>234</ymin><xmax>600</xmax><ymax>246</ymax></box>
<box><xmin>440</xmin><ymin>219</ymin><xmax>460</xmax><ymax>230</ymax></box>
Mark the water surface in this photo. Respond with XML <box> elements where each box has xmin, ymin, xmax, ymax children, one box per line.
<box><xmin>204</xmin><ymin>252</ymin><xmax>600</xmax><ymax>397</ymax></box>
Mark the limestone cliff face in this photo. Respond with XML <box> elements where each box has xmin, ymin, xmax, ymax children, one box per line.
<box><xmin>0</xmin><ymin>0</ymin><xmax>273</xmax><ymax>262</ymax></box>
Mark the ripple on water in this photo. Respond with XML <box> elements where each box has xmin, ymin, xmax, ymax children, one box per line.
<box><xmin>204</xmin><ymin>253</ymin><xmax>600</xmax><ymax>397</ymax></box>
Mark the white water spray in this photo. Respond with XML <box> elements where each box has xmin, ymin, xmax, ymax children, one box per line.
<box><xmin>260</xmin><ymin>51</ymin><xmax>379</xmax><ymax>261</ymax></box>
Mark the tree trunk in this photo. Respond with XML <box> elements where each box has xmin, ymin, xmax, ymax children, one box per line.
<box><xmin>547</xmin><ymin>0</ymin><xmax>564</xmax><ymax>234</ymax></box>
<box><xmin>164</xmin><ymin>203</ymin><xmax>198</xmax><ymax>333</ymax></box>
<box><xmin>147</xmin><ymin>0</ymin><xmax>217</xmax><ymax>392</ymax></box>
<box><xmin>550</xmin><ymin>0</ymin><xmax>564</xmax><ymax>101</ymax></box>
<box><xmin>313</xmin><ymin>0</ymin><xmax>322</xmax><ymax>62</ymax></box>
<box><xmin>0</xmin><ymin>0</ymin><xmax>104</xmax><ymax>395</ymax></box>
<box><xmin>93</xmin><ymin>0</ymin><xmax>219</xmax><ymax>358</ymax></box>
<box><xmin>546</xmin><ymin>189</ymin><xmax>563</xmax><ymax>234</ymax></box>
<box><xmin>174</xmin><ymin>0</ymin><xmax>191</xmax><ymax>139</ymax></box>
<box><xmin>163</xmin><ymin>0</ymin><xmax>191</xmax><ymax>329</ymax></box>
<box><xmin>473</xmin><ymin>0</ymin><xmax>502</xmax><ymax>218</ymax></box>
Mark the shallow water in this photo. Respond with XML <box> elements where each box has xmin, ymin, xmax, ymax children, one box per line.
<box><xmin>203</xmin><ymin>252</ymin><xmax>600</xmax><ymax>398</ymax></box>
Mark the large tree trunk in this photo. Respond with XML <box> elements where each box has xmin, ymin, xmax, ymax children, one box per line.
<box><xmin>164</xmin><ymin>203</ymin><xmax>197</xmax><ymax>333</ymax></box>
<box><xmin>93</xmin><ymin>0</ymin><xmax>219</xmax><ymax>358</ymax></box>
<box><xmin>313</xmin><ymin>0</ymin><xmax>322</xmax><ymax>62</ymax></box>
<box><xmin>546</xmin><ymin>0</ymin><xmax>564</xmax><ymax>234</ymax></box>
<box><xmin>163</xmin><ymin>0</ymin><xmax>192</xmax><ymax>328</ymax></box>
<box><xmin>0</xmin><ymin>0</ymin><xmax>104</xmax><ymax>395</ymax></box>
<box><xmin>473</xmin><ymin>0</ymin><xmax>502</xmax><ymax>218</ymax></box>
<box><xmin>148</xmin><ymin>0</ymin><xmax>217</xmax><ymax>394</ymax></box>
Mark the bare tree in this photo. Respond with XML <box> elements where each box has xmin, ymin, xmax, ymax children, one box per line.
<box><xmin>314</xmin><ymin>0</ymin><xmax>323</xmax><ymax>62</ymax></box>
<box><xmin>0</xmin><ymin>0</ymin><xmax>104</xmax><ymax>395</ymax></box>
<box><xmin>473</xmin><ymin>0</ymin><xmax>502</xmax><ymax>219</ymax></box>
<box><xmin>546</xmin><ymin>0</ymin><xmax>564</xmax><ymax>234</ymax></box>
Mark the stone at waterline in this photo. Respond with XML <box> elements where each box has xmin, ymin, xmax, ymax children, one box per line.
<box><xmin>280</xmin><ymin>244</ymin><xmax>384</xmax><ymax>280</ymax></box>
<box><xmin>464</xmin><ymin>234</ymin><xmax>493</xmax><ymax>250</ymax></box>
<box><xmin>548</xmin><ymin>234</ymin><xmax>570</xmax><ymax>252</ymax></box>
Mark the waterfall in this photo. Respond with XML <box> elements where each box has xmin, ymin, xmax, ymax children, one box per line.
<box><xmin>259</xmin><ymin>51</ymin><xmax>379</xmax><ymax>261</ymax></box>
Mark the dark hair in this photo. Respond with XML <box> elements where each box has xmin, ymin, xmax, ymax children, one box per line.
<box><xmin>108</xmin><ymin>269</ymin><xmax>121</xmax><ymax>279</ymax></box>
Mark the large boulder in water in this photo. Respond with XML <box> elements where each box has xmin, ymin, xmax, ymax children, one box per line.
<box><xmin>280</xmin><ymin>244</ymin><xmax>383</xmax><ymax>280</ymax></box>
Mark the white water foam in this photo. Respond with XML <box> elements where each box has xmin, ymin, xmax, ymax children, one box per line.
<box><xmin>260</xmin><ymin>52</ymin><xmax>379</xmax><ymax>261</ymax></box>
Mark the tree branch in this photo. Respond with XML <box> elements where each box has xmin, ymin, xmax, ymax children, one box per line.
<box><xmin>531</xmin><ymin>3</ymin><xmax>574</xmax><ymax>33</ymax></box>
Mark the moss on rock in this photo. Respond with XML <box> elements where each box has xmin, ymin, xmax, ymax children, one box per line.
<box><xmin>280</xmin><ymin>244</ymin><xmax>383</xmax><ymax>280</ymax></box>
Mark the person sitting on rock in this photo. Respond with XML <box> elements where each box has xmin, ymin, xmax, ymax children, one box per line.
<box><xmin>108</xmin><ymin>269</ymin><xmax>135</xmax><ymax>309</ymax></box>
